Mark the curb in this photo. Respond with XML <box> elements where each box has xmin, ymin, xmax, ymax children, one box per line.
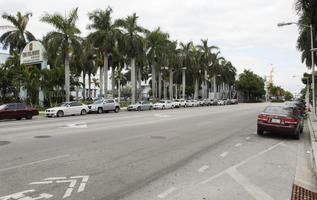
<box><xmin>307</xmin><ymin>113</ymin><xmax>317</xmax><ymax>178</ymax></box>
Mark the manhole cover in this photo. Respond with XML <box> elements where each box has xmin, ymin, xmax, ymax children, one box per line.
<box><xmin>292</xmin><ymin>184</ymin><xmax>317</xmax><ymax>200</ymax></box>
<box><xmin>34</xmin><ymin>136</ymin><xmax>51</xmax><ymax>139</ymax></box>
<box><xmin>0</xmin><ymin>141</ymin><xmax>11</xmax><ymax>146</ymax></box>
<box><xmin>151</xmin><ymin>136</ymin><xmax>167</xmax><ymax>139</ymax></box>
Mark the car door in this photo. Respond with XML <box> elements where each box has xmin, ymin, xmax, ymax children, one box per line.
<box><xmin>6</xmin><ymin>104</ymin><xmax>17</xmax><ymax>119</ymax></box>
<box><xmin>16</xmin><ymin>103</ymin><xmax>26</xmax><ymax>118</ymax></box>
<box><xmin>107</xmin><ymin>100</ymin><xmax>115</xmax><ymax>111</ymax></box>
<box><xmin>69</xmin><ymin>102</ymin><xmax>79</xmax><ymax>115</ymax></box>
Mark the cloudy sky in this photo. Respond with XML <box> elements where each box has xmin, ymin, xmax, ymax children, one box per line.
<box><xmin>0</xmin><ymin>0</ymin><xmax>308</xmax><ymax>94</ymax></box>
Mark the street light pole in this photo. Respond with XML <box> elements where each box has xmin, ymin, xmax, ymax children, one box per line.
<box><xmin>278</xmin><ymin>22</ymin><xmax>315</xmax><ymax>118</ymax></box>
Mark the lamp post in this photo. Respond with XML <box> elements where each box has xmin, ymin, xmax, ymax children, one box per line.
<box><xmin>278</xmin><ymin>22</ymin><xmax>315</xmax><ymax>118</ymax></box>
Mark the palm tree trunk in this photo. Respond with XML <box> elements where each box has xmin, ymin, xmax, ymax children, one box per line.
<box><xmin>112</xmin><ymin>66</ymin><xmax>115</xmax><ymax>97</ymax></box>
<box><xmin>158</xmin><ymin>71</ymin><xmax>162</xmax><ymax>100</ymax></box>
<box><xmin>169</xmin><ymin>70</ymin><xmax>173</xmax><ymax>100</ymax></box>
<box><xmin>194</xmin><ymin>78</ymin><xmax>199</xmax><ymax>100</ymax></box>
<box><xmin>99</xmin><ymin>66</ymin><xmax>103</xmax><ymax>99</ymax></box>
<box><xmin>175</xmin><ymin>84</ymin><xmax>178</xmax><ymax>99</ymax></box>
<box><xmin>88</xmin><ymin>73</ymin><xmax>91</xmax><ymax>98</ymax></box>
<box><xmin>65</xmin><ymin>51</ymin><xmax>70</xmax><ymax>102</ymax></box>
<box><xmin>82</xmin><ymin>72</ymin><xmax>86</xmax><ymax>100</ymax></box>
<box><xmin>103</xmin><ymin>52</ymin><xmax>109</xmax><ymax>98</ymax></box>
<box><xmin>213</xmin><ymin>74</ymin><xmax>217</xmax><ymax>99</ymax></box>
<box><xmin>163</xmin><ymin>80</ymin><xmax>167</xmax><ymax>100</ymax></box>
<box><xmin>182</xmin><ymin>68</ymin><xmax>186</xmax><ymax>99</ymax></box>
<box><xmin>204</xmin><ymin>70</ymin><xmax>208</xmax><ymax>99</ymax></box>
<box><xmin>131</xmin><ymin>58</ymin><xmax>136</xmax><ymax>104</ymax></box>
<box><xmin>151</xmin><ymin>63</ymin><xmax>156</xmax><ymax>101</ymax></box>
<box><xmin>138</xmin><ymin>66</ymin><xmax>142</xmax><ymax>100</ymax></box>
<box><xmin>118</xmin><ymin>78</ymin><xmax>121</xmax><ymax>103</ymax></box>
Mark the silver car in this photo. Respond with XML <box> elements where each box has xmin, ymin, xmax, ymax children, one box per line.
<box><xmin>88</xmin><ymin>99</ymin><xmax>120</xmax><ymax>114</ymax></box>
<box><xmin>127</xmin><ymin>101</ymin><xmax>153</xmax><ymax>111</ymax></box>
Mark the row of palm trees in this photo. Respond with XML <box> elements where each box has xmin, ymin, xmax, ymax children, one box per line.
<box><xmin>0</xmin><ymin>7</ymin><xmax>237</xmax><ymax>104</ymax></box>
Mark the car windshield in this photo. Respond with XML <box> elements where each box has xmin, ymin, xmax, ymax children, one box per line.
<box><xmin>93</xmin><ymin>100</ymin><xmax>103</xmax><ymax>104</ymax></box>
<box><xmin>159</xmin><ymin>101</ymin><xmax>165</xmax><ymax>103</ymax></box>
<box><xmin>263</xmin><ymin>106</ymin><xmax>293</xmax><ymax>115</ymax></box>
<box><xmin>0</xmin><ymin>104</ymin><xmax>7</xmax><ymax>110</ymax></box>
<box><xmin>60</xmin><ymin>102</ymin><xmax>70</xmax><ymax>107</ymax></box>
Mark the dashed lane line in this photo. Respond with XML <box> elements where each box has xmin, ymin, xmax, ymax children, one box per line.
<box><xmin>197</xmin><ymin>165</ymin><xmax>209</xmax><ymax>173</ymax></box>
<box><xmin>220</xmin><ymin>152</ymin><xmax>229</xmax><ymax>157</ymax></box>
<box><xmin>157</xmin><ymin>187</ymin><xmax>178</xmax><ymax>199</ymax></box>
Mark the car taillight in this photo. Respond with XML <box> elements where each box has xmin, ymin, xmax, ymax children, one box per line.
<box><xmin>285</xmin><ymin>119</ymin><xmax>298</xmax><ymax>124</ymax></box>
<box><xmin>258</xmin><ymin>115</ymin><xmax>268</xmax><ymax>121</ymax></box>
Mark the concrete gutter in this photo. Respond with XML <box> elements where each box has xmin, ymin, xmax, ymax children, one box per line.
<box><xmin>307</xmin><ymin>112</ymin><xmax>317</xmax><ymax>177</ymax></box>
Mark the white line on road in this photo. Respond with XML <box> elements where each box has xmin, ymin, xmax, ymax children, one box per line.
<box><xmin>235</xmin><ymin>143</ymin><xmax>242</xmax><ymax>147</ymax></box>
<box><xmin>197</xmin><ymin>165</ymin><xmax>209</xmax><ymax>173</ymax></box>
<box><xmin>220</xmin><ymin>152</ymin><xmax>228</xmax><ymax>157</ymax></box>
<box><xmin>45</xmin><ymin>177</ymin><xmax>66</xmax><ymax>180</ymax></box>
<box><xmin>0</xmin><ymin>154</ymin><xmax>70</xmax><ymax>172</ymax></box>
<box><xmin>29</xmin><ymin>181</ymin><xmax>53</xmax><ymax>185</ymax></box>
<box><xmin>158</xmin><ymin>187</ymin><xmax>178</xmax><ymax>198</ymax></box>
<box><xmin>227</xmin><ymin>168</ymin><xmax>274</xmax><ymax>200</ymax></box>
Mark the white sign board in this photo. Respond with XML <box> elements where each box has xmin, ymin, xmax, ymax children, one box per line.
<box><xmin>21</xmin><ymin>41</ymin><xmax>46</xmax><ymax>64</ymax></box>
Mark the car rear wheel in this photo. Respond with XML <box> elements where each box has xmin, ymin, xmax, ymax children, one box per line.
<box><xmin>16</xmin><ymin>117</ymin><xmax>22</xmax><ymax>120</ymax></box>
<box><xmin>137</xmin><ymin>107</ymin><xmax>141</xmax><ymax>111</ymax></box>
<box><xmin>294</xmin><ymin>129</ymin><xmax>300</xmax><ymax>140</ymax></box>
<box><xmin>26</xmin><ymin>112</ymin><xmax>33</xmax><ymax>120</ymax></box>
<box><xmin>81</xmin><ymin>109</ymin><xmax>87</xmax><ymax>115</ymax></box>
<box><xmin>97</xmin><ymin>107</ymin><xmax>103</xmax><ymax>114</ymax></box>
<box><xmin>57</xmin><ymin>110</ymin><xmax>64</xmax><ymax>117</ymax></box>
<box><xmin>257</xmin><ymin>129</ymin><xmax>264</xmax><ymax>136</ymax></box>
<box><xmin>149</xmin><ymin>106</ymin><xmax>153</xmax><ymax>110</ymax></box>
<box><xmin>114</xmin><ymin>107</ymin><xmax>120</xmax><ymax>113</ymax></box>
<box><xmin>162</xmin><ymin>106</ymin><xmax>165</xmax><ymax>110</ymax></box>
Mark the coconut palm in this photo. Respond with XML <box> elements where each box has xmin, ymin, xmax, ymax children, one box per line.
<box><xmin>209</xmin><ymin>51</ymin><xmax>225</xmax><ymax>99</ymax></box>
<box><xmin>41</xmin><ymin>7</ymin><xmax>81</xmax><ymax>102</ymax></box>
<box><xmin>145</xmin><ymin>27</ymin><xmax>170</xmax><ymax>101</ymax></box>
<box><xmin>87</xmin><ymin>7</ymin><xmax>121</xmax><ymax>99</ymax></box>
<box><xmin>180</xmin><ymin>41</ymin><xmax>194</xmax><ymax>99</ymax></box>
<box><xmin>197</xmin><ymin>39</ymin><xmax>219</xmax><ymax>99</ymax></box>
<box><xmin>0</xmin><ymin>11</ymin><xmax>35</xmax><ymax>53</ymax></box>
<box><xmin>117</xmin><ymin>13</ymin><xmax>145</xmax><ymax>104</ymax></box>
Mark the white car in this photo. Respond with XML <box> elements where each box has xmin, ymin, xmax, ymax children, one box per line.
<box><xmin>153</xmin><ymin>100</ymin><xmax>173</xmax><ymax>110</ymax></box>
<box><xmin>172</xmin><ymin>100</ymin><xmax>181</xmax><ymax>108</ymax></box>
<box><xmin>45</xmin><ymin>102</ymin><xmax>89</xmax><ymax>117</ymax></box>
<box><xmin>186</xmin><ymin>100</ymin><xmax>193</xmax><ymax>107</ymax></box>
<box><xmin>218</xmin><ymin>100</ymin><xmax>225</xmax><ymax>105</ymax></box>
<box><xmin>191</xmin><ymin>100</ymin><xmax>199</xmax><ymax>107</ymax></box>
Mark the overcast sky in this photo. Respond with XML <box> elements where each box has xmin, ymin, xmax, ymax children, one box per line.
<box><xmin>0</xmin><ymin>0</ymin><xmax>308</xmax><ymax>94</ymax></box>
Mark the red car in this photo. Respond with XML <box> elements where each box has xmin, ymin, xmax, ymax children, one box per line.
<box><xmin>257</xmin><ymin>105</ymin><xmax>302</xmax><ymax>139</ymax></box>
<box><xmin>0</xmin><ymin>103</ymin><xmax>39</xmax><ymax>120</ymax></box>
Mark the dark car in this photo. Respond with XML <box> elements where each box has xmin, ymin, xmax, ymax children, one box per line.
<box><xmin>285</xmin><ymin>101</ymin><xmax>307</xmax><ymax>119</ymax></box>
<box><xmin>0</xmin><ymin>103</ymin><xmax>39</xmax><ymax>120</ymax></box>
<box><xmin>257</xmin><ymin>105</ymin><xmax>302</xmax><ymax>139</ymax></box>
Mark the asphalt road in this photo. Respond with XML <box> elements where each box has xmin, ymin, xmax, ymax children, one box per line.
<box><xmin>0</xmin><ymin>103</ymin><xmax>301</xmax><ymax>200</ymax></box>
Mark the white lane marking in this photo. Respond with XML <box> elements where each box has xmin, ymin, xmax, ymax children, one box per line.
<box><xmin>45</xmin><ymin>177</ymin><xmax>66</xmax><ymax>181</ymax></box>
<box><xmin>220</xmin><ymin>152</ymin><xmax>229</xmax><ymax>157</ymax></box>
<box><xmin>65</xmin><ymin>122</ymin><xmax>87</xmax><ymax>128</ymax></box>
<box><xmin>154</xmin><ymin>114</ymin><xmax>170</xmax><ymax>118</ymax></box>
<box><xmin>197</xmin><ymin>165</ymin><xmax>209</xmax><ymax>173</ymax></box>
<box><xmin>0</xmin><ymin>154</ymin><xmax>70</xmax><ymax>172</ymax></box>
<box><xmin>157</xmin><ymin>187</ymin><xmax>178</xmax><ymax>198</ymax></box>
<box><xmin>200</xmin><ymin>142</ymin><xmax>284</xmax><ymax>185</ymax></box>
<box><xmin>246</xmin><ymin>137</ymin><xmax>251</xmax><ymax>140</ymax></box>
<box><xmin>227</xmin><ymin>168</ymin><xmax>274</xmax><ymax>200</ymax></box>
<box><xmin>29</xmin><ymin>176</ymin><xmax>89</xmax><ymax>199</ymax></box>
<box><xmin>235</xmin><ymin>143</ymin><xmax>242</xmax><ymax>147</ymax></box>
<box><xmin>0</xmin><ymin>189</ymin><xmax>53</xmax><ymax>200</ymax></box>
<box><xmin>29</xmin><ymin>181</ymin><xmax>53</xmax><ymax>185</ymax></box>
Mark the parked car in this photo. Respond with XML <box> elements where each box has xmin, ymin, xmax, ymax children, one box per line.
<box><xmin>191</xmin><ymin>100</ymin><xmax>199</xmax><ymax>107</ymax></box>
<box><xmin>186</xmin><ymin>100</ymin><xmax>194</xmax><ymax>107</ymax></box>
<box><xmin>284</xmin><ymin>101</ymin><xmax>307</xmax><ymax>119</ymax></box>
<box><xmin>172</xmin><ymin>100</ymin><xmax>181</xmax><ymax>108</ymax></box>
<box><xmin>153</xmin><ymin>100</ymin><xmax>173</xmax><ymax>110</ymax></box>
<box><xmin>203</xmin><ymin>99</ymin><xmax>212</xmax><ymax>106</ymax></box>
<box><xmin>211</xmin><ymin>99</ymin><xmax>218</xmax><ymax>106</ymax></box>
<box><xmin>230</xmin><ymin>99</ymin><xmax>238</xmax><ymax>104</ymax></box>
<box><xmin>127</xmin><ymin>101</ymin><xmax>153</xmax><ymax>111</ymax></box>
<box><xmin>257</xmin><ymin>105</ymin><xmax>302</xmax><ymax>139</ymax></box>
<box><xmin>45</xmin><ymin>102</ymin><xmax>89</xmax><ymax>117</ymax></box>
<box><xmin>198</xmin><ymin>100</ymin><xmax>204</xmax><ymax>106</ymax></box>
<box><xmin>88</xmin><ymin>99</ymin><xmax>120</xmax><ymax>113</ymax></box>
<box><xmin>218</xmin><ymin>99</ymin><xmax>225</xmax><ymax>105</ymax></box>
<box><xmin>0</xmin><ymin>103</ymin><xmax>39</xmax><ymax>120</ymax></box>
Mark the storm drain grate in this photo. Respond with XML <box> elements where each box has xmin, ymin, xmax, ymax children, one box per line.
<box><xmin>292</xmin><ymin>184</ymin><xmax>317</xmax><ymax>200</ymax></box>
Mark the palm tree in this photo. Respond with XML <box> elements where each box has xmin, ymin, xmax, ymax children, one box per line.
<box><xmin>190</xmin><ymin>45</ymin><xmax>203</xmax><ymax>100</ymax></box>
<box><xmin>87</xmin><ymin>7</ymin><xmax>121</xmax><ymax>99</ymax></box>
<box><xmin>180</xmin><ymin>42</ymin><xmax>194</xmax><ymax>99</ymax></box>
<box><xmin>0</xmin><ymin>11</ymin><xmax>35</xmax><ymax>53</ymax></box>
<box><xmin>197</xmin><ymin>39</ymin><xmax>219</xmax><ymax>99</ymax></box>
<box><xmin>145</xmin><ymin>27</ymin><xmax>169</xmax><ymax>101</ymax></box>
<box><xmin>209</xmin><ymin>51</ymin><xmax>225</xmax><ymax>99</ymax></box>
<box><xmin>41</xmin><ymin>7</ymin><xmax>81</xmax><ymax>102</ymax></box>
<box><xmin>117</xmin><ymin>13</ymin><xmax>145</xmax><ymax>104</ymax></box>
